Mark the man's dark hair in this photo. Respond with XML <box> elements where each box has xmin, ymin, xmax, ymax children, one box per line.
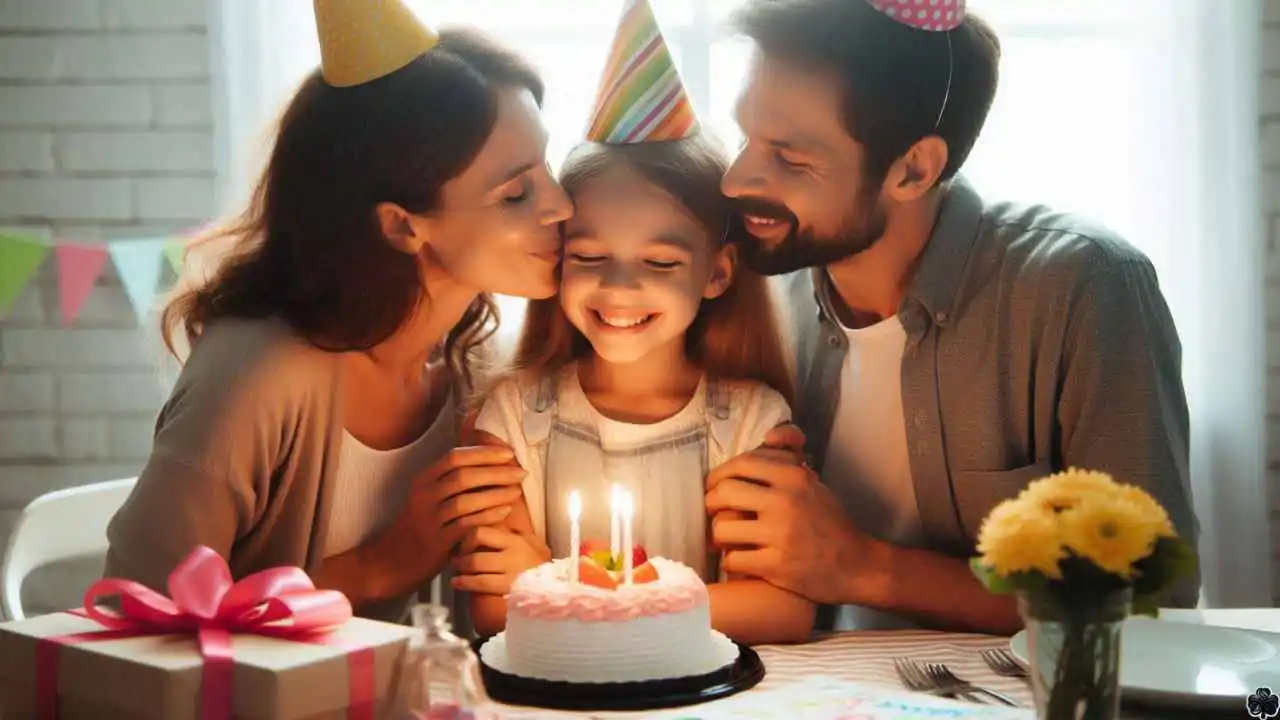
<box><xmin>733</xmin><ymin>0</ymin><xmax>1001</xmax><ymax>185</ymax></box>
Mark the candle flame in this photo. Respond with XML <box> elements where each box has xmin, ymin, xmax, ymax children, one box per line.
<box><xmin>568</xmin><ymin>489</ymin><xmax>582</xmax><ymax>520</ymax></box>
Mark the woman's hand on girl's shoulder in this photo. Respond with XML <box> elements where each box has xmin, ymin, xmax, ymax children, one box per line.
<box><xmin>450</xmin><ymin>525</ymin><xmax>551</xmax><ymax>596</ymax></box>
<box><xmin>383</xmin><ymin>445</ymin><xmax>526</xmax><ymax>579</ymax></box>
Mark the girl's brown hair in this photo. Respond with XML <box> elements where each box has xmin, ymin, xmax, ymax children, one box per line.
<box><xmin>511</xmin><ymin>134</ymin><xmax>795</xmax><ymax>404</ymax></box>
<box><xmin>162</xmin><ymin>29</ymin><xmax>544</xmax><ymax>387</ymax></box>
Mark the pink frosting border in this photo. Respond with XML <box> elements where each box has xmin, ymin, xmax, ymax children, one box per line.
<box><xmin>506</xmin><ymin>557</ymin><xmax>709</xmax><ymax>622</ymax></box>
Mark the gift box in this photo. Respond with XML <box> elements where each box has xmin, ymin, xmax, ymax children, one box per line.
<box><xmin>0</xmin><ymin>548</ymin><xmax>417</xmax><ymax>720</ymax></box>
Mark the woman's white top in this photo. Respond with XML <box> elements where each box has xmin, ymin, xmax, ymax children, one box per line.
<box><xmin>324</xmin><ymin>389</ymin><xmax>457</xmax><ymax>558</ymax></box>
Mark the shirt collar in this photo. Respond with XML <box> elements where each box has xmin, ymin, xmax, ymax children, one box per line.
<box><xmin>811</xmin><ymin>175</ymin><xmax>985</xmax><ymax>327</ymax></box>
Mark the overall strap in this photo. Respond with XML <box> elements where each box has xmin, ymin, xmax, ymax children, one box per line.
<box><xmin>703</xmin><ymin>376</ymin><xmax>731</xmax><ymax>584</ymax></box>
<box><xmin>533</xmin><ymin>371</ymin><xmax>557</xmax><ymax>414</ymax></box>
<box><xmin>704</xmin><ymin>375</ymin><xmax>731</xmax><ymax>421</ymax></box>
<box><xmin>703</xmin><ymin>375</ymin><xmax>735</xmax><ymax>467</ymax></box>
<box><xmin>519</xmin><ymin>367</ymin><xmax>564</xmax><ymax>450</ymax></box>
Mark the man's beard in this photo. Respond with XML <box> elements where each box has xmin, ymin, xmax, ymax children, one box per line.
<box><xmin>734</xmin><ymin>196</ymin><xmax>886</xmax><ymax>276</ymax></box>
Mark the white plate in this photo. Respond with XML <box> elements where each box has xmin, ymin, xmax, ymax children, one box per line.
<box><xmin>1010</xmin><ymin>616</ymin><xmax>1280</xmax><ymax>710</ymax></box>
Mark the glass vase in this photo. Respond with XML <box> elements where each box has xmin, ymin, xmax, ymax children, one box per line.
<box><xmin>1017</xmin><ymin>588</ymin><xmax>1130</xmax><ymax>720</ymax></box>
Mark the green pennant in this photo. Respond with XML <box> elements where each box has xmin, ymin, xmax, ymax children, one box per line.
<box><xmin>0</xmin><ymin>233</ymin><xmax>51</xmax><ymax>317</ymax></box>
<box><xmin>163</xmin><ymin>239</ymin><xmax>184</xmax><ymax>275</ymax></box>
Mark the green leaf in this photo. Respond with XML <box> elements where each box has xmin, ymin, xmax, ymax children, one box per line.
<box><xmin>970</xmin><ymin>559</ymin><xmax>1008</xmax><ymax>593</ymax></box>
<box><xmin>1131</xmin><ymin>594</ymin><xmax>1160</xmax><ymax>617</ymax></box>
<box><xmin>1133</xmin><ymin>537</ymin><xmax>1198</xmax><ymax>596</ymax></box>
<box><xmin>970</xmin><ymin>560</ymin><xmax>1051</xmax><ymax>596</ymax></box>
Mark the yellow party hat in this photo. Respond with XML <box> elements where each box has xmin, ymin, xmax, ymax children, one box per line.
<box><xmin>313</xmin><ymin>0</ymin><xmax>440</xmax><ymax>87</ymax></box>
<box><xmin>585</xmin><ymin>0</ymin><xmax>699</xmax><ymax>143</ymax></box>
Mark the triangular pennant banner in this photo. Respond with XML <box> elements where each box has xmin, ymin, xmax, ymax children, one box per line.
<box><xmin>55</xmin><ymin>243</ymin><xmax>110</xmax><ymax>325</ymax></box>
<box><xmin>107</xmin><ymin>239</ymin><xmax>168</xmax><ymax>323</ymax></box>
<box><xmin>0</xmin><ymin>233</ymin><xmax>52</xmax><ymax>318</ymax></box>
<box><xmin>163</xmin><ymin>240</ymin><xmax>184</xmax><ymax>275</ymax></box>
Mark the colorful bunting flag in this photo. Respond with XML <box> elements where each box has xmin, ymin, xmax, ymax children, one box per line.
<box><xmin>54</xmin><ymin>243</ymin><xmax>109</xmax><ymax>325</ymax></box>
<box><xmin>0</xmin><ymin>225</ymin><xmax>206</xmax><ymax>327</ymax></box>
<box><xmin>0</xmin><ymin>233</ymin><xmax>51</xmax><ymax>318</ymax></box>
<box><xmin>107</xmin><ymin>239</ymin><xmax>170</xmax><ymax>323</ymax></box>
<box><xmin>164</xmin><ymin>240</ymin><xmax>185</xmax><ymax>275</ymax></box>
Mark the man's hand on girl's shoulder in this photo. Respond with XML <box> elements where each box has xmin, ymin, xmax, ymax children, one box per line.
<box><xmin>704</xmin><ymin>424</ymin><xmax>870</xmax><ymax>606</ymax></box>
<box><xmin>761</xmin><ymin>423</ymin><xmax>808</xmax><ymax>467</ymax></box>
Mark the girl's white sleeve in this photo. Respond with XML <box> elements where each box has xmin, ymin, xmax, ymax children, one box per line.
<box><xmin>474</xmin><ymin>378</ymin><xmax>527</xmax><ymax>449</ymax></box>
<box><xmin>473</xmin><ymin>375</ymin><xmax>547</xmax><ymax>538</ymax></box>
<box><xmin>729</xmin><ymin>383</ymin><xmax>793</xmax><ymax>458</ymax></box>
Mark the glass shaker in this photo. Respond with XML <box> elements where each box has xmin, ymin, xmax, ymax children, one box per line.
<box><xmin>398</xmin><ymin>603</ymin><xmax>496</xmax><ymax>720</ymax></box>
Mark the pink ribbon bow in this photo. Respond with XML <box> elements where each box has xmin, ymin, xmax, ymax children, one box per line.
<box><xmin>38</xmin><ymin>546</ymin><xmax>369</xmax><ymax>720</ymax></box>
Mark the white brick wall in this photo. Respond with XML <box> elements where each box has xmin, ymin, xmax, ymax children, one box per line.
<box><xmin>0</xmin><ymin>0</ymin><xmax>214</xmax><ymax>614</ymax></box>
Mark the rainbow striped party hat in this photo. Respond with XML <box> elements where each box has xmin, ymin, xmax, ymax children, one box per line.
<box><xmin>585</xmin><ymin>0</ymin><xmax>699</xmax><ymax>144</ymax></box>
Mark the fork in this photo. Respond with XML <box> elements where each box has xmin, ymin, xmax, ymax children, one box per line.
<box><xmin>894</xmin><ymin>657</ymin><xmax>966</xmax><ymax>700</ymax></box>
<box><xmin>981</xmin><ymin>647</ymin><xmax>1029</xmax><ymax>678</ymax></box>
<box><xmin>923</xmin><ymin>662</ymin><xmax>1019</xmax><ymax>706</ymax></box>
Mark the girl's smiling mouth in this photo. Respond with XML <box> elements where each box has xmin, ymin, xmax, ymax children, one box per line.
<box><xmin>591</xmin><ymin>308</ymin><xmax>658</xmax><ymax>330</ymax></box>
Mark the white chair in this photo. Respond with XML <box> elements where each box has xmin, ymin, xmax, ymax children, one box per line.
<box><xmin>1</xmin><ymin>477</ymin><xmax>137</xmax><ymax>621</ymax></box>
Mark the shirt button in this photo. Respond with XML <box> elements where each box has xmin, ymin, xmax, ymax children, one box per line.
<box><xmin>827</xmin><ymin>335</ymin><xmax>840</xmax><ymax>347</ymax></box>
<box><xmin>936</xmin><ymin>311</ymin><xmax>949</xmax><ymax>323</ymax></box>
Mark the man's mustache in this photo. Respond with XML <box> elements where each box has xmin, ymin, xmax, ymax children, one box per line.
<box><xmin>733</xmin><ymin>197</ymin><xmax>796</xmax><ymax>224</ymax></box>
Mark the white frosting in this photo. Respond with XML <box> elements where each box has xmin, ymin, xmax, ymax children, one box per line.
<box><xmin>479</xmin><ymin>556</ymin><xmax>740</xmax><ymax>683</ymax></box>
<box><xmin>505</xmin><ymin>557</ymin><xmax>707</xmax><ymax>621</ymax></box>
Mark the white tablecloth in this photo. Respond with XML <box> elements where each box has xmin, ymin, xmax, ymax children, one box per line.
<box><xmin>491</xmin><ymin>630</ymin><xmax>1029</xmax><ymax>719</ymax></box>
<box><xmin>489</xmin><ymin>609</ymin><xmax>1274</xmax><ymax>719</ymax></box>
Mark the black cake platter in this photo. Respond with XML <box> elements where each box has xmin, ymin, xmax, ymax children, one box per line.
<box><xmin>472</xmin><ymin>637</ymin><xmax>765</xmax><ymax>712</ymax></box>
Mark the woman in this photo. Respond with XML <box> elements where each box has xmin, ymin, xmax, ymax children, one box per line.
<box><xmin>103</xmin><ymin>0</ymin><xmax>572</xmax><ymax>623</ymax></box>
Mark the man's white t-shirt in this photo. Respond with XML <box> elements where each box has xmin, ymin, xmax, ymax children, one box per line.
<box><xmin>822</xmin><ymin>314</ymin><xmax>928</xmax><ymax>630</ymax></box>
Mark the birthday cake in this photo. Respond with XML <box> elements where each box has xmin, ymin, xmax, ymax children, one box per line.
<box><xmin>477</xmin><ymin>542</ymin><xmax>739</xmax><ymax>684</ymax></box>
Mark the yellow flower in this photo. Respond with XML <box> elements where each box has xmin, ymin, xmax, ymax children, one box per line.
<box><xmin>976</xmin><ymin>497</ymin><xmax>1065</xmax><ymax>579</ymax></box>
<box><xmin>1059</xmin><ymin>494</ymin><xmax>1163</xmax><ymax>578</ymax></box>
<box><xmin>1111</xmin><ymin>483</ymin><xmax>1176</xmax><ymax>538</ymax></box>
<box><xmin>1018</xmin><ymin>467</ymin><xmax>1120</xmax><ymax>514</ymax></box>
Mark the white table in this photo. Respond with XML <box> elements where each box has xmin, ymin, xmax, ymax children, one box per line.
<box><xmin>489</xmin><ymin>608</ymin><xmax>1277</xmax><ymax>719</ymax></box>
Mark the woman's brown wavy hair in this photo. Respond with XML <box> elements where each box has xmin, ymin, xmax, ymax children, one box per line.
<box><xmin>510</xmin><ymin>134</ymin><xmax>795</xmax><ymax>404</ymax></box>
<box><xmin>163</xmin><ymin>29</ymin><xmax>544</xmax><ymax>388</ymax></box>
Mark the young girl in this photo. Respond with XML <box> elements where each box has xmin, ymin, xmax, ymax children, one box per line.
<box><xmin>453</xmin><ymin>0</ymin><xmax>815</xmax><ymax>646</ymax></box>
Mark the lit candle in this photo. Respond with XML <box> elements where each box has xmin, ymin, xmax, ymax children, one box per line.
<box><xmin>568</xmin><ymin>490</ymin><xmax>582</xmax><ymax>584</ymax></box>
<box><xmin>609</xmin><ymin>484</ymin><xmax>622</xmax><ymax>562</ymax></box>
<box><xmin>622</xmin><ymin>489</ymin><xmax>634</xmax><ymax>585</ymax></box>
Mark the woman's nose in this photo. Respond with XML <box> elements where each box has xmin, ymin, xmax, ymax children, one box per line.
<box><xmin>540</xmin><ymin>178</ymin><xmax>574</xmax><ymax>225</ymax></box>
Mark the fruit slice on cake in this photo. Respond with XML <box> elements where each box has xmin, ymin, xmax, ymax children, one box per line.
<box><xmin>577</xmin><ymin>540</ymin><xmax>650</xmax><ymax>572</ymax></box>
<box><xmin>631</xmin><ymin>560</ymin><xmax>659</xmax><ymax>584</ymax></box>
<box><xmin>579</xmin><ymin>539</ymin><xmax>617</xmax><ymax>571</ymax></box>
<box><xmin>575</xmin><ymin>541</ymin><xmax>659</xmax><ymax>587</ymax></box>
<box><xmin>576</xmin><ymin>555</ymin><xmax>619</xmax><ymax>589</ymax></box>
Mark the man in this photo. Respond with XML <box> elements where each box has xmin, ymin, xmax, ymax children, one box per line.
<box><xmin>705</xmin><ymin>0</ymin><xmax>1200</xmax><ymax>635</ymax></box>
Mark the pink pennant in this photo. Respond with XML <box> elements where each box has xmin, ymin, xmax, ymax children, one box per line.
<box><xmin>867</xmin><ymin>0</ymin><xmax>966</xmax><ymax>32</ymax></box>
<box><xmin>54</xmin><ymin>243</ymin><xmax>109</xmax><ymax>326</ymax></box>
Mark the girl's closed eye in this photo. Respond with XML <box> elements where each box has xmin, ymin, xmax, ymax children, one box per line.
<box><xmin>567</xmin><ymin>252</ymin><xmax>606</xmax><ymax>265</ymax></box>
<box><xmin>645</xmin><ymin>259</ymin><xmax>683</xmax><ymax>270</ymax></box>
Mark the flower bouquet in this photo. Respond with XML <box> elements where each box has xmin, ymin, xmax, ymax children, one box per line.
<box><xmin>969</xmin><ymin>469</ymin><xmax>1197</xmax><ymax>720</ymax></box>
